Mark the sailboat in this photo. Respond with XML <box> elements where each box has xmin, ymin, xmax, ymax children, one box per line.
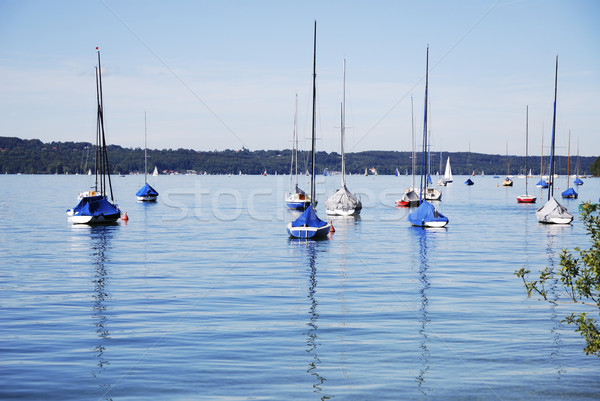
<box><xmin>536</xmin><ymin>56</ymin><xmax>573</xmax><ymax>224</ymax></box>
<box><xmin>442</xmin><ymin>156</ymin><xmax>453</xmax><ymax>184</ymax></box>
<box><xmin>152</xmin><ymin>166</ymin><xmax>159</xmax><ymax>176</ymax></box>
<box><xmin>396</xmin><ymin>96</ymin><xmax>420</xmax><ymax>207</ymax></box>
<box><xmin>502</xmin><ymin>142</ymin><xmax>513</xmax><ymax>186</ymax></box>
<box><xmin>136</xmin><ymin>112</ymin><xmax>159</xmax><ymax>202</ymax></box>
<box><xmin>287</xmin><ymin>21</ymin><xmax>331</xmax><ymax>239</ymax></box>
<box><xmin>574</xmin><ymin>139</ymin><xmax>583</xmax><ymax>186</ymax></box>
<box><xmin>536</xmin><ymin>125</ymin><xmax>549</xmax><ymax>188</ymax></box>
<box><xmin>517</xmin><ymin>106</ymin><xmax>536</xmax><ymax>203</ymax></box>
<box><xmin>408</xmin><ymin>46</ymin><xmax>449</xmax><ymax>228</ymax></box>
<box><xmin>67</xmin><ymin>49</ymin><xmax>121</xmax><ymax>224</ymax></box>
<box><xmin>464</xmin><ymin>145</ymin><xmax>474</xmax><ymax>185</ymax></box>
<box><xmin>561</xmin><ymin>130</ymin><xmax>578</xmax><ymax>199</ymax></box>
<box><xmin>325</xmin><ymin>59</ymin><xmax>362</xmax><ymax>216</ymax></box>
<box><xmin>285</xmin><ymin>94</ymin><xmax>312</xmax><ymax>210</ymax></box>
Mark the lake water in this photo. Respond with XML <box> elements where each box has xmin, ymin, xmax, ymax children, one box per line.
<box><xmin>1</xmin><ymin>173</ymin><xmax>599</xmax><ymax>400</ymax></box>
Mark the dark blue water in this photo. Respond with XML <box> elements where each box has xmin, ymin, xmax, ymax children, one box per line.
<box><xmin>1</xmin><ymin>173</ymin><xmax>599</xmax><ymax>400</ymax></box>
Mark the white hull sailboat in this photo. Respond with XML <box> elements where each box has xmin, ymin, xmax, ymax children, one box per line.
<box><xmin>408</xmin><ymin>46</ymin><xmax>448</xmax><ymax>228</ymax></box>
<box><xmin>517</xmin><ymin>106</ymin><xmax>536</xmax><ymax>203</ymax></box>
<box><xmin>325</xmin><ymin>59</ymin><xmax>362</xmax><ymax>216</ymax></box>
<box><xmin>285</xmin><ymin>94</ymin><xmax>312</xmax><ymax>210</ymax></box>
<box><xmin>536</xmin><ymin>56</ymin><xmax>573</xmax><ymax>225</ymax></box>
<box><xmin>287</xmin><ymin>21</ymin><xmax>331</xmax><ymax>239</ymax></box>
<box><xmin>67</xmin><ymin>49</ymin><xmax>121</xmax><ymax>225</ymax></box>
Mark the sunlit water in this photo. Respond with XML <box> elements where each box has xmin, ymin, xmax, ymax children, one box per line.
<box><xmin>1</xmin><ymin>173</ymin><xmax>599</xmax><ymax>400</ymax></box>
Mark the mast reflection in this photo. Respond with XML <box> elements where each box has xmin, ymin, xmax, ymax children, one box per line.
<box><xmin>86</xmin><ymin>224</ymin><xmax>116</xmax><ymax>396</ymax></box>
<box><xmin>290</xmin><ymin>238</ymin><xmax>332</xmax><ymax>400</ymax></box>
<box><xmin>413</xmin><ymin>227</ymin><xmax>432</xmax><ymax>395</ymax></box>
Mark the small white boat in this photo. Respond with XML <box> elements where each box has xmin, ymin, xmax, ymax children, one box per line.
<box><xmin>443</xmin><ymin>157</ymin><xmax>453</xmax><ymax>183</ymax></box>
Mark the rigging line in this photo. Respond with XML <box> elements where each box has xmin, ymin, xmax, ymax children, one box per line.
<box><xmin>99</xmin><ymin>0</ymin><xmax>248</xmax><ymax>149</ymax></box>
<box><xmin>97</xmin><ymin>245</ymin><xmax>257</xmax><ymax>401</ymax></box>
<box><xmin>348</xmin><ymin>0</ymin><xmax>503</xmax><ymax>152</ymax></box>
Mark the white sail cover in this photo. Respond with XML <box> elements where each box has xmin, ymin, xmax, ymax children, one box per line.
<box><xmin>325</xmin><ymin>184</ymin><xmax>362</xmax><ymax>215</ymax></box>
<box><xmin>536</xmin><ymin>196</ymin><xmax>573</xmax><ymax>224</ymax></box>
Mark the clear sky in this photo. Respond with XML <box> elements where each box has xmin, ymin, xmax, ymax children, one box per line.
<box><xmin>1</xmin><ymin>0</ymin><xmax>599</xmax><ymax>156</ymax></box>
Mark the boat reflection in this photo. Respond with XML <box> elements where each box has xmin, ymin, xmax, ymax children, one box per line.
<box><xmin>289</xmin><ymin>239</ymin><xmax>332</xmax><ymax>400</ymax></box>
<box><xmin>77</xmin><ymin>224</ymin><xmax>117</xmax><ymax>397</ymax></box>
<box><xmin>412</xmin><ymin>227</ymin><xmax>432</xmax><ymax>395</ymax></box>
<box><xmin>544</xmin><ymin>224</ymin><xmax>568</xmax><ymax>376</ymax></box>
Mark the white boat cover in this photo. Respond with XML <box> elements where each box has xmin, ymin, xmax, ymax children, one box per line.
<box><xmin>536</xmin><ymin>196</ymin><xmax>573</xmax><ymax>224</ymax></box>
<box><xmin>325</xmin><ymin>184</ymin><xmax>362</xmax><ymax>214</ymax></box>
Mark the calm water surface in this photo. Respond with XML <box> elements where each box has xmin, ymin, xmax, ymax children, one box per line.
<box><xmin>1</xmin><ymin>173</ymin><xmax>599</xmax><ymax>400</ymax></box>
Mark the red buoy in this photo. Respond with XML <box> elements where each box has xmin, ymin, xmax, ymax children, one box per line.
<box><xmin>329</xmin><ymin>221</ymin><xmax>335</xmax><ymax>233</ymax></box>
<box><xmin>122</xmin><ymin>212</ymin><xmax>129</xmax><ymax>221</ymax></box>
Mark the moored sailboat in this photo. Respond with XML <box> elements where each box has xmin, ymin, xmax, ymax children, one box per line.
<box><xmin>136</xmin><ymin>112</ymin><xmax>159</xmax><ymax>202</ymax></box>
<box><xmin>67</xmin><ymin>49</ymin><xmax>121</xmax><ymax>224</ymax></box>
<box><xmin>287</xmin><ymin>21</ymin><xmax>331</xmax><ymax>239</ymax></box>
<box><xmin>517</xmin><ymin>106</ymin><xmax>536</xmax><ymax>203</ymax></box>
<box><xmin>561</xmin><ymin>130</ymin><xmax>578</xmax><ymax>199</ymax></box>
<box><xmin>408</xmin><ymin>46</ymin><xmax>448</xmax><ymax>228</ymax></box>
<box><xmin>285</xmin><ymin>94</ymin><xmax>312</xmax><ymax>210</ymax></box>
<box><xmin>325</xmin><ymin>59</ymin><xmax>362</xmax><ymax>216</ymax></box>
<box><xmin>536</xmin><ymin>56</ymin><xmax>573</xmax><ymax>224</ymax></box>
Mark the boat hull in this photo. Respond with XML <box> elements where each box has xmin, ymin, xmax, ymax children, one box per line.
<box><xmin>286</xmin><ymin>222</ymin><xmax>331</xmax><ymax>239</ymax></box>
<box><xmin>286</xmin><ymin>200</ymin><xmax>311</xmax><ymax>210</ymax></box>
<box><xmin>137</xmin><ymin>195</ymin><xmax>158</xmax><ymax>202</ymax></box>
<box><xmin>517</xmin><ymin>195</ymin><xmax>537</xmax><ymax>203</ymax></box>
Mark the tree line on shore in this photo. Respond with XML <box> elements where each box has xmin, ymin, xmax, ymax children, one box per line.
<box><xmin>1</xmin><ymin>136</ymin><xmax>599</xmax><ymax>176</ymax></box>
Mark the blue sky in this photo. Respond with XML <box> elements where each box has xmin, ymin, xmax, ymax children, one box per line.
<box><xmin>1</xmin><ymin>0</ymin><xmax>599</xmax><ymax>156</ymax></box>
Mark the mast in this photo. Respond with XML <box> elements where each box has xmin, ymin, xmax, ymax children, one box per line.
<box><xmin>94</xmin><ymin>66</ymin><xmax>100</xmax><ymax>193</ymax></box>
<box><xmin>549</xmin><ymin>56</ymin><xmax>558</xmax><ymax>200</ymax></box>
<box><xmin>97</xmin><ymin>49</ymin><xmax>114</xmax><ymax>201</ymax></box>
<box><xmin>419</xmin><ymin>45</ymin><xmax>429</xmax><ymax>203</ymax></box>
<box><xmin>341</xmin><ymin>58</ymin><xmax>346</xmax><ymax>187</ymax></box>
<box><xmin>411</xmin><ymin>96</ymin><xmax>415</xmax><ymax>189</ymax></box>
<box><xmin>294</xmin><ymin>94</ymin><xmax>298</xmax><ymax>188</ymax></box>
<box><xmin>525</xmin><ymin>105</ymin><xmax>529</xmax><ymax>195</ymax></box>
<box><xmin>540</xmin><ymin>124</ymin><xmax>544</xmax><ymax>181</ymax></box>
<box><xmin>566</xmin><ymin>129</ymin><xmax>571</xmax><ymax>188</ymax></box>
<box><xmin>144</xmin><ymin>111</ymin><xmax>148</xmax><ymax>185</ymax></box>
<box><xmin>310</xmin><ymin>20</ymin><xmax>317</xmax><ymax>206</ymax></box>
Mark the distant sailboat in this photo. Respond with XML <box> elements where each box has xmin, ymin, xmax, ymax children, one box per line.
<box><xmin>285</xmin><ymin>94</ymin><xmax>312</xmax><ymax>210</ymax></box>
<box><xmin>287</xmin><ymin>21</ymin><xmax>331</xmax><ymax>239</ymax></box>
<box><xmin>408</xmin><ymin>46</ymin><xmax>449</xmax><ymax>228</ymax></box>
<box><xmin>152</xmin><ymin>166</ymin><xmax>159</xmax><ymax>176</ymax></box>
<box><xmin>325</xmin><ymin>59</ymin><xmax>362</xmax><ymax>216</ymax></box>
<box><xmin>443</xmin><ymin>156</ymin><xmax>453</xmax><ymax>184</ymax></box>
<box><xmin>537</xmin><ymin>56</ymin><xmax>573</xmax><ymax>224</ymax></box>
<box><xmin>536</xmin><ymin>125</ymin><xmax>549</xmax><ymax>188</ymax></box>
<box><xmin>67</xmin><ymin>49</ymin><xmax>121</xmax><ymax>224</ymax></box>
<box><xmin>396</xmin><ymin>96</ymin><xmax>420</xmax><ymax>207</ymax></box>
<box><xmin>561</xmin><ymin>130</ymin><xmax>578</xmax><ymax>199</ymax></box>
<box><xmin>573</xmin><ymin>138</ymin><xmax>583</xmax><ymax>186</ymax></box>
<box><xmin>464</xmin><ymin>145</ymin><xmax>474</xmax><ymax>186</ymax></box>
<box><xmin>136</xmin><ymin>112</ymin><xmax>159</xmax><ymax>202</ymax></box>
<box><xmin>502</xmin><ymin>142</ymin><xmax>513</xmax><ymax>186</ymax></box>
<box><xmin>517</xmin><ymin>106</ymin><xmax>536</xmax><ymax>203</ymax></box>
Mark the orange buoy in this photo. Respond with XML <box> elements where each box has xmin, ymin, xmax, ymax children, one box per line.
<box><xmin>329</xmin><ymin>221</ymin><xmax>335</xmax><ymax>233</ymax></box>
<box><xmin>122</xmin><ymin>212</ymin><xmax>129</xmax><ymax>221</ymax></box>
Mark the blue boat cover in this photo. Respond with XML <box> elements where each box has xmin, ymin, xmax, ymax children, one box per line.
<box><xmin>136</xmin><ymin>183</ymin><xmax>159</xmax><ymax>197</ymax></box>
<box><xmin>561</xmin><ymin>187</ymin><xmax>578</xmax><ymax>198</ymax></box>
<box><xmin>573</xmin><ymin>177</ymin><xmax>583</xmax><ymax>185</ymax></box>
<box><xmin>465</xmin><ymin>178</ymin><xmax>474</xmax><ymax>185</ymax></box>
<box><xmin>291</xmin><ymin>204</ymin><xmax>328</xmax><ymax>228</ymax></box>
<box><xmin>536</xmin><ymin>179</ymin><xmax>548</xmax><ymax>188</ymax></box>
<box><xmin>408</xmin><ymin>200</ymin><xmax>449</xmax><ymax>226</ymax></box>
<box><xmin>71</xmin><ymin>195</ymin><xmax>120</xmax><ymax>217</ymax></box>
